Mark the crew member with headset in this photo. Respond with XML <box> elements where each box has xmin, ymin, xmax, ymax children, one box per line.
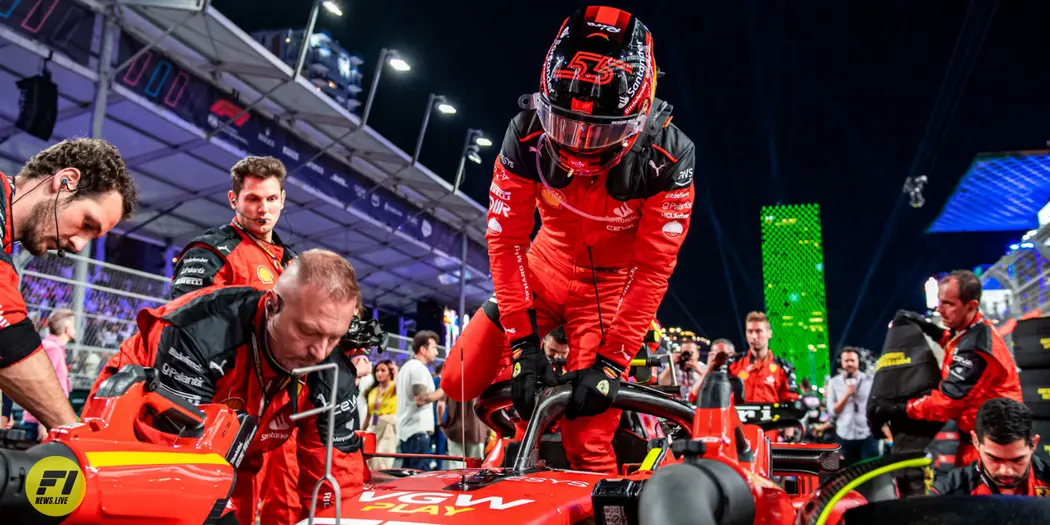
<box><xmin>169</xmin><ymin>156</ymin><xmax>296</xmax><ymax>299</ymax></box>
<box><xmin>170</xmin><ymin>155</ymin><xmax>307</xmax><ymax>525</ymax></box>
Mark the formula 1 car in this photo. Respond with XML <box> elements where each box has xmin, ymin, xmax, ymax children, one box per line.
<box><xmin>4</xmin><ymin>365</ymin><xmax>1048</xmax><ymax>525</ymax></box>
<box><xmin>303</xmin><ymin>368</ymin><xmax>896</xmax><ymax>525</ymax></box>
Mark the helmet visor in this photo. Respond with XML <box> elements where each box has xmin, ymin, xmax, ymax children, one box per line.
<box><xmin>532</xmin><ymin>93</ymin><xmax>646</xmax><ymax>151</ymax></box>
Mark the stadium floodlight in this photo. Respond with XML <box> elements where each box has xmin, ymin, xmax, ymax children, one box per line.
<box><xmin>294</xmin><ymin>0</ymin><xmax>345</xmax><ymax>80</ymax></box>
<box><xmin>412</xmin><ymin>95</ymin><xmax>456</xmax><ymax>165</ymax></box>
<box><xmin>453</xmin><ymin>129</ymin><xmax>486</xmax><ymax>192</ymax></box>
<box><xmin>360</xmin><ymin>49</ymin><xmax>411</xmax><ymax>130</ymax></box>
<box><xmin>388</xmin><ymin>57</ymin><xmax>411</xmax><ymax>72</ymax></box>
<box><xmin>322</xmin><ymin>1</ymin><xmax>343</xmax><ymax>16</ymax></box>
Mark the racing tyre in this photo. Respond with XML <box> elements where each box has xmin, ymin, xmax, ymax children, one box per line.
<box><xmin>842</xmin><ymin>494</ymin><xmax>1050</xmax><ymax>525</ymax></box>
<box><xmin>1019</xmin><ymin>369</ymin><xmax>1050</xmax><ymax>418</ymax></box>
<box><xmin>1013</xmin><ymin>317</ymin><xmax>1050</xmax><ymax>369</ymax></box>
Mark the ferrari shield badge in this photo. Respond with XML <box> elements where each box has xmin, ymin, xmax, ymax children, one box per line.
<box><xmin>597</xmin><ymin>379</ymin><xmax>610</xmax><ymax>396</ymax></box>
<box><xmin>1036</xmin><ymin>486</ymin><xmax>1050</xmax><ymax>497</ymax></box>
<box><xmin>513</xmin><ymin>362</ymin><xmax>522</xmax><ymax>377</ymax></box>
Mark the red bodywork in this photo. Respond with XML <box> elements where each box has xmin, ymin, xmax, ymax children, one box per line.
<box><xmin>50</xmin><ymin>377</ymin><xmax>243</xmax><ymax>524</ymax></box>
<box><xmin>306</xmin><ymin>382</ymin><xmax>861</xmax><ymax>525</ymax></box>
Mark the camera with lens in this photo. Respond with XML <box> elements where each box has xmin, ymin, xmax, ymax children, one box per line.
<box><xmin>339</xmin><ymin>316</ymin><xmax>387</xmax><ymax>356</ymax></box>
<box><xmin>677</xmin><ymin>351</ymin><xmax>693</xmax><ymax>365</ymax></box>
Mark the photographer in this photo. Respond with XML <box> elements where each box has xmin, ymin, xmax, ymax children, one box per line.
<box><xmin>659</xmin><ymin>333</ymin><xmax>705</xmax><ymax>398</ymax></box>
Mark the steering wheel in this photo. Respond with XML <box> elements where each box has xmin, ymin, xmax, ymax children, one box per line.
<box><xmin>474</xmin><ymin>380</ymin><xmax>695</xmax><ymax>473</ymax></box>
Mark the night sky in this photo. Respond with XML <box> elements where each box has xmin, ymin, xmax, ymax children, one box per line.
<box><xmin>213</xmin><ymin>0</ymin><xmax>1049</xmax><ymax>352</ymax></box>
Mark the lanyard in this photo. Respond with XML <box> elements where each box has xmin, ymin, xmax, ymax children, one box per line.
<box><xmin>250</xmin><ymin>329</ymin><xmax>291</xmax><ymax>415</ymax></box>
<box><xmin>231</xmin><ymin>220</ymin><xmax>285</xmax><ymax>275</ymax></box>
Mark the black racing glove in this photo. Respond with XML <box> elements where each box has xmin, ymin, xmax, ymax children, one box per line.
<box><xmin>511</xmin><ymin>334</ymin><xmax>557</xmax><ymax>419</ymax></box>
<box><xmin>892</xmin><ymin>310</ymin><xmax>945</xmax><ymax>341</ymax></box>
<box><xmin>561</xmin><ymin>355</ymin><xmax>624</xmax><ymax>420</ymax></box>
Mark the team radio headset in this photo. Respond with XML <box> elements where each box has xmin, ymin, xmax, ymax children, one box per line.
<box><xmin>3</xmin><ymin>173</ymin><xmax>75</xmax><ymax>257</ymax></box>
<box><xmin>230</xmin><ymin>195</ymin><xmax>286</xmax><ymax>282</ymax></box>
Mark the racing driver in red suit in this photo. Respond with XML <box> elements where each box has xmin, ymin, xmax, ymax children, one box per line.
<box><xmin>870</xmin><ymin>270</ymin><xmax>1023</xmax><ymax>467</ymax></box>
<box><xmin>441</xmin><ymin>6</ymin><xmax>696</xmax><ymax>473</ymax></box>
<box><xmin>86</xmin><ymin>249</ymin><xmax>367</xmax><ymax>525</ymax></box>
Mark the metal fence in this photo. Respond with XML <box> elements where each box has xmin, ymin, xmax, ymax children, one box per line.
<box><xmin>13</xmin><ymin>252</ymin><xmax>445</xmax><ymax>389</ymax></box>
<box><xmin>978</xmin><ymin>223</ymin><xmax>1050</xmax><ymax>323</ymax></box>
<box><xmin>15</xmin><ymin>251</ymin><xmax>170</xmax><ymax>390</ymax></box>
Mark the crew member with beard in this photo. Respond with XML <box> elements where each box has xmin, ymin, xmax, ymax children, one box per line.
<box><xmin>0</xmin><ymin>138</ymin><xmax>137</xmax><ymax>431</ymax></box>
<box><xmin>931</xmin><ymin>398</ymin><xmax>1050</xmax><ymax>496</ymax></box>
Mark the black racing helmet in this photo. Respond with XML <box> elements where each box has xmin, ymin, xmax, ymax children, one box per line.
<box><xmin>533</xmin><ymin>6</ymin><xmax>658</xmax><ymax>176</ymax></box>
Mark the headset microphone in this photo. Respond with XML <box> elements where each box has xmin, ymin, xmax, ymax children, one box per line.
<box><xmin>54</xmin><ymin>176</ymin><xmax>69</xmax><ymax>258</ymax></box>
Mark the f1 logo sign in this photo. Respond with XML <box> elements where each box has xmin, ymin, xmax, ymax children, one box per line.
<box><xmin>209</xmin><ymin>99</ymin><xmax>250</xmax><ymax>127</ymax></box>
<box><xmin>553</xmin><ymin>51</ymin><xmax>633</xmax><ymax>86</ymax></box>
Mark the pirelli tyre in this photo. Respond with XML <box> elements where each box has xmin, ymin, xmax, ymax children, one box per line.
<box><xmin>1019</xmin><ymin>368</ymin><xmax>1050</xmax><ymax>418</ymax></box>
<box><xmin>1035</xmin><ymin>419</ymin><xmax>1050</xmax><ymax>464</ymax></box>
<box><xmin>1012</xmin><ymin>317</ymin><xmax>1050</xmax><ymax>369</ymax></box>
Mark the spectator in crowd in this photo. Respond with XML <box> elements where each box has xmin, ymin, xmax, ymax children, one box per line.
<box><xmin>432</xmin><ymin>363</ymin><xmax>447</xmax><ymax>470</ymax></box>
<box><xmin>659</xmin><ymin>333</ymin><xmax>704</xmax><ymax>399</ymax></box>
<box><xmin>442</xmin><ymin>396</ymin><xmax>490</xmax><ymax>469</ymax></box>
<box><xmin>364</xmin><ymin>360</ymin><xmax>398</xmax><ymax>470</ymax></box>
<box><xmin>826</xmin><ymin>347</ymin><xmax>878</xmax><ymax>466</ymax></box>
<box><xmin>396</xmin><ymin>330</ymin><xmax>444</xmax><ymax>471</ymax></box>
<box><xmin>728</xmin><ymin>311</ymin><xmax>799</xmax><ymax>403</ymax></box>
<box><xmin>23</xmin><ymin>309</ymin><xmax>76</xmax><ymax>441</ymax></box>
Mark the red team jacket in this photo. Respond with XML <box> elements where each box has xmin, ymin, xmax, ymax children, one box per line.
<box><xmin>170</xmin><ymin>222</ymin><xmax>296</xmax><ymax>299</ymax></box>
<box><xmin>86</xmin><ymin>286</ymin><xmax>364</xmax><ymax>524</ymax></box>
<box><xmin>906</xmin><ymin>312</ymin><xmax>1023</xmax><ymax>436</ymax></box>
<box><xmin>728</xmin><ymin>351</ymin><xmax>800</xmax><ymax>404</ymax></box>
<box><xmin>0</xmin><ymin>174</ymin><xmax>46</xmax><ymax>370</ymax></box>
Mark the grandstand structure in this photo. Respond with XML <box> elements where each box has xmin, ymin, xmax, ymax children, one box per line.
<box><xmin>0</xmin><ymin>1</ymin><xmax>490</xmax><ymax>387</ymax></box>
<box><xmin>930</xmin><ymin>149</ymin><xmax>1050</xmax><ymax>325</ymax></box>
<box><xmin>760</xmin><ymin>203</ymin><xmax>831</xmax><ymax>385</ymax></box>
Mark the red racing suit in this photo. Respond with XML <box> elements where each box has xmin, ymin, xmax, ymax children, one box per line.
<box><xmin>0</xmin><ymin>174</ymin><xmax>47</xmax><ymax>370</ymax></box>
<box><xmin>170</xmin><ymin>221</ymin><xmax>300</xmax><ymax>524</ymax></box>
<box><xmin>86</xmin><ymin>286</ymin><xmax>366</xmax><ymax>525</ymax></box>
<box><xmin>441</xmin><ymin>108</ymin><xmax>696</xmax><ymax>473</ymax></box>
<box><xmin>931</xmin><ymin>456</ymin><xmax>1050</xmax><ymax>496</ymax></box>
<box><xmin>170</xmin><ymin>221</ymin><xmax>296</xmax><ymax>299</ymax></box>
<box><xmin>728</xmin><ymin>351</ymin><xmax>799</xmax><ymax>404</ymax></box>
<box><xmin>906</xmin><ymin>312</ymin><xmax>1023</xmax><ymax>466</ymax></box>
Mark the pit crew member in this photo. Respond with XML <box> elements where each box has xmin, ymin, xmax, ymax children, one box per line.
<box><xmin>168</xmin><ymin>156</ymin><xmax>306</xmax><ymax>524</ymax></box>
<box><xmin>441</xmin><ymin>6</ymin><xmax>697</xmax><ymax>473</ymax></box>
<box><xmin>0</xmin><ymin>138</ymin><xmax>137</xmax><ymax>431</ymax></box>
<box><xmin>726</xmin><ymin>311</ymin><xmax>799</xmax><ymax>403</ymax></box>
<box><xmin>170</xmin><ymin>156</ymin><xmax>296</xmax><ymax>299</ymax></box>
<box><xmin>871</xmin><ymin>270</ymin><xmax>1023</xmax><ymax>466</ymax></box>
<box><xmin>86</xmin><ymin>249</ymin><xmax>365</xmax><ymax>525</ymax></box>
<box><xmin>931</xmin><ymin>398</ymin><xmax>1050</xmax><ymax>496</ymax></box>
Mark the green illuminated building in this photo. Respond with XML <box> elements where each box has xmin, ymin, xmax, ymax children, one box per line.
<box><xmin>760</xmin><ymin>204</ymin><xmax>830</xmax><ymax>385</ymax></box>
